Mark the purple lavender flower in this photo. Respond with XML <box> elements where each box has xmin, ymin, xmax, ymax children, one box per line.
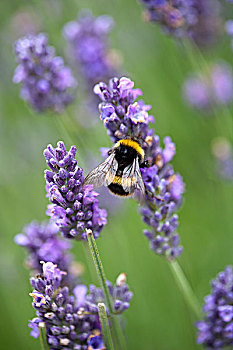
<box><xmin>44</xmin><ymin>141</ymin><xmax>107</xmax><ymax>240</ymax></box>
<box><xmin>139</xmin><ymin>0</ymin><xmax>221</xmax><ymax>48</ymax></box>
<box><xmin>63</xmin><ymin>11</ymin><xmax>117</xmax><ymax>92</ymax></box>
<box><xmin>29</xmin><ymin>261</ymin><xmax>104</xmax><ymax>349</ymax></box>
<box><xmin>183</xmin><ymin>62</ymin><xmax>233</xmax><ymax>112</ymax></box>
<box><xmin>197</xmin><ymin>266</ymin><xmax>233</xmax><ymax>348</ymax></box>
<box><xmin>94</xmin><ymin>77</ymin><xmax>184</xmax><ymax>260</ymax></box>
<box><xmin>15</xmin><ymin>221</ymin><xmax>71</xmax><ymax>272</ymax></box>
<box><xmin>28</xmin><ymin>318</ymin><xmax>41</xmax><ymax>339</ymax></box>
<box><xmin>93</xmin><ymin>77</ymin><xmax>153</xmax><ymax>145</ymax></box>
<box><xmin>183</xmin><ymin>75</ymin><xmax>209</xmax><ymax>110</ymax></box>
<box><xmin>29</xmin><ymin>262</ymin><xmax>133</xmax><ymax>348</ymax></box>
<box><xmin>14</xmin><ymin>220</ymin><xmax>81</xmax><ymax>287</ymax></box>
<box><xmin>189</xmin><ymin>0</ymin><xmax>222</xmax><ymax>48</ymax></box>
<box><xmin>13</xmin><ymin>33</ymin><xmax>77</xmax><ymax>113</ymax></box>
<box><xmin>88</xmin><ymin>332</ymin><xmax>105</xmax><ymax>350</ymax></box>
<box><xmin>81</xmin><ymin>273</ymin><xmax>133</xmax><ymax>315</ymax></box>
<box><xmin>226</xmin><ymin>19</ymin><xmax>233</xmax><ymax>51</ymax></box>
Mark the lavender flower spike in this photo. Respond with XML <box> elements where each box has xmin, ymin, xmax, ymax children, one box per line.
<box><xmin>94</xmin><ymin>77</ymin><xmax>184</xmax><ymax>260</ymax></box>
<box><xmin>29</xmin><ymin>261</ymin><xmax>105</xmax><ymax>349</ymax></box>
<box><xmin>44</xmin><ymin>141</ymin><xmax>107</xmax><ymax>240</ymax></box>
<box><xmin>197</xmin><ymin>266</ymin><xmax>233</xmax><ymax>349</ymax></box>
<box><xmin>13</xmin><ymin>33</ymin><xmax>77</xmax><ymax>113</ymax></box>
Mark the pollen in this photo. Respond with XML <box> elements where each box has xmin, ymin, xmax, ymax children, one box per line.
<box><xmin>168</xmin><ymin>174</ymin><xmax>176</xmax><ymax>185</ymax></box>
<box><xmin>112</xmin><ymin>176</ymin><xmax>122</xmax><ymax>185</ymax></box>
<box><xmin>145</xmin><ymin>135</ymin><xmax>153</xmax><ymax>146</ymax></box>
<box><xmin>29</xmin><ymin>292</ymin><xmax>46</xmax><ymax>306</ymax></box>
<box><xmin>155</xmin><ymin>154</ymin><xmax>163</xmax><ymax>168</ymax></box>
<box><xmin>60</xmin><ymin>338</ymin><xmax>70</xmax><ymax>346</ymax></box>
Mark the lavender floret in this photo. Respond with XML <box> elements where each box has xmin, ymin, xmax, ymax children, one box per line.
<box><xmin>94</xmin><ymin>77</ymin><xmax>184</xmax><ymax>260</ymax></box>
<box><xmin>44</xmin><ymin>141</ymin><xmax>107</xmax><ymax>240</ymax></box>
<box><xmin>197</xmin><ymin>266</ymin><xmax>233</xmax><ymax>348</ymax></box>
<box><xmin>13</xmin><ymin>33</ymin><xmax>77</xmax><ymax>113</ymax></box>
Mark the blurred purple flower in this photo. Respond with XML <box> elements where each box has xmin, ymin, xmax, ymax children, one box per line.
<box><xmin>212</xmin><ymin>137</ymin><xmax>233</xmax><ymax>181</ymax></box>
<box><xmin>44</xmin><ymin>141</ymin><xmax>107</xmax><ymax>240</ymax></box>
<box><xmin>94</xmin><ymin>76</ymin><xmax>184</xmax><ymax>260</ymax></box>
<box><xmin>226</xmin><ymin>19</ymin><xmax>233</xmax><ymax>51</ymax></box>
<box><xmin>63</xmin><ymin>10</ymin><xmax>121</xmax><ymax>113</ymax></box>
<box><xmin>139</xmin><ymin>0</ymin><xmax>221</xmax><ymax>48</ymax></box>
<box><xmin>183</xmin><ymin>76</ymin><xmax>209</xmax><ymax>110</ymax></box>
<box><xmin>15</xmin><ymin>221</ymin><xmax>71</xmax><ymax>272</ymax></box>
<box><xmin>189</xmin><ymin>0</ymin><xmax>222</xmax><ymax>48</ymax></box>
<box><xmin>212</xmin><ymin>64</ymin><xmax>233</xmax><ymax>104</ymax></box>
<box><xmin>197</xmin><ymin>266</ymin><xmax>233</xmax><ymax>348</ymax></box>
<box><xmin>13</xmin><ymin>33</ymin><xmax>77</xmax><ymax>113</ymax></box>
<box><xmin>28</xmin><ymin>318</ymin><xmax>40</xmax><ymax>339</ymax></box>
<box><xmin>183</xmin><ymin>62</ymin><xmax>233</xmax><ymax>112</ymax></box>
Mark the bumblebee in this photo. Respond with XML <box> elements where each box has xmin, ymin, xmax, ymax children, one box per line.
<box><xmin>84</xmin><ymin>138</ymin><xmax>147</xmax><ymax>201</ymax></box>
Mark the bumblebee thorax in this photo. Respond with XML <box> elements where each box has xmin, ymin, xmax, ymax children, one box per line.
<box><xmin>114</xmin><ymin>139</ymin><xmax>144</xmax><ymax>163</ymax></box>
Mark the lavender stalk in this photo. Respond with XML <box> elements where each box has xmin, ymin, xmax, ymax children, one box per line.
<box><xmin>98</xmin><ymin>303</ymin><xmax>115</xmax><ymax>350</ymax></box>
<box><xmin>86</xmin><ymin>229</ymin><xmax>114</xmax><ymax>314</ymax></box>
<box><xmin>86</xmin><ymin>229</ymin><xmax>127</xmax><ymax>350</ymax></box>
<box><xmin>169</xmin><ymin>261</ymin><xmax>202</xmax><ymax>319</ymax></box>
<box><xmin>38</xmin><ymin>322</ymin><xmax>49</xmax><ymax>350</ymax></box>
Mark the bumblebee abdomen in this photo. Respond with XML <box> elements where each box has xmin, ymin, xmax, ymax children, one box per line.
<box><xmin>108</xmin><ymin>175</ymin><xmax>130</xmax><ymax>197</ymax></box>
<box><xmin>108</xmin><ymin>183</ymin><xmax>130</xmax><ymax>197</ymax></box>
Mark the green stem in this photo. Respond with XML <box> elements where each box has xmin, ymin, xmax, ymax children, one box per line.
<box><xmin>39</xmin><ymin>322</ymin><xmax>49</xmax><ymax>350</ymax></box>
<box><xmin>169</xmin><ymin>260</ymin><xmax>202</xmax><ymax>319</ymax></box>
<box><xmin>86</xmin><ymin>229</ymin><xmax>114</xmax><ymax>314</ymax></box>
<box><xmin>86</xmin><ymin>229</ymin><xmax>128</xmax><ymax>350</ymax></box>
<box><xmin>98</xmin><ymin>303</ymin><xmax>115</xmax><ymax>350</ymax></box>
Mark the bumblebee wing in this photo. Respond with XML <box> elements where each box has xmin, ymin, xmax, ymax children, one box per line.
<box><xmin>122</xmin><ymin>157</ymin><xmax>145</xmax><ymax>198</ymax></box>
<box><xmin>84</xmin><ymin>152</ymin><xmax>118</xmax><ymax>189</ymax></box>
<box><xmin>132</xmin><ymin>158</ymin><xmax>145</xmax><ymax>205</ymax></box>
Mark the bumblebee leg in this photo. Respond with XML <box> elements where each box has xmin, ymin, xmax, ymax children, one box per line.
<box><xmin>140</xmin><ymin>160</ymin><xmax>150</xmax><ymax>168</ymax></box>
<box><xmin>145</xmin><ymin>188</ymin><xmax>164</xmax><ymax>202</ymax></box>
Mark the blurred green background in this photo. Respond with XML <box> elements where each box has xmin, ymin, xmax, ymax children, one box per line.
<box><xmin>1</xmin><ymin>0</ymin><xmax>233</xmax><ymax>349</ymax></box>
